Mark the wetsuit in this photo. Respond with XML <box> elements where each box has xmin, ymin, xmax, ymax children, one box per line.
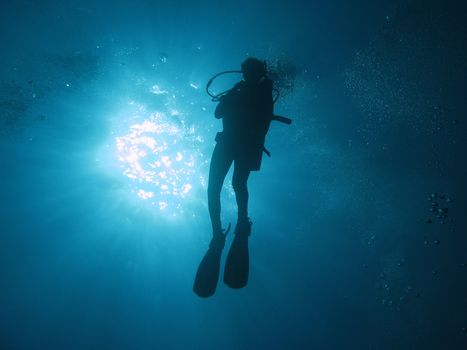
<box><xmin>208</xmin><ymin>77</ymin><xmax>274</xmax><ymax>233</ymax></box>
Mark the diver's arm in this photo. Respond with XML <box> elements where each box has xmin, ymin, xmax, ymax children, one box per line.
<box><xmin>214</xmin><ymin>82</ymin><xmax>243</xmax><ymax>119</ymax></box>
<box><xmin>214</xmin><ymin>100</ymin><xmax>223</xmax><ymax>119</ymax></box>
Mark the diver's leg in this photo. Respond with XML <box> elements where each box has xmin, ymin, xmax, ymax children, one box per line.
<box><xmin>232</xmin><ymin>160</ymin><xmax>251</xmax><ymax>223</ymax></box>
<box><xmin>208</xmin><ymin>143</ymin><xmax>233</xmax><ymax>234</ymax></box>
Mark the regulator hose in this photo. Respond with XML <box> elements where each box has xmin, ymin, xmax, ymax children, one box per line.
<box><xmin>206</xmin><ymin>70</ymin><xmax>242</xmax><ymax>101</ymax></box>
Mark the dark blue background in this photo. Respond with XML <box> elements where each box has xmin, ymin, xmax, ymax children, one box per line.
<box><xmin>1</xmin><ymin>0</ymin><xmax>466</xmax><ymax>349</ymax></box>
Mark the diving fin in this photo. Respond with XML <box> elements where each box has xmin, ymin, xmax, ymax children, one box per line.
<box><xmin>223</xmin><ymin>220</ymin><xmax>251</xmax><ymax>289</ymax></box>
<box><xmin>193</xmin><ymin>224</ymin><xmax>231</xmax><ymax>297</ymax></box>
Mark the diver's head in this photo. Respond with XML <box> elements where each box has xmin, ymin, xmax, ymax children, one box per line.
<box><xmin>241</xmin><ymin>58</ymin><xmax>267</xmax><ymax>83</ymax></box>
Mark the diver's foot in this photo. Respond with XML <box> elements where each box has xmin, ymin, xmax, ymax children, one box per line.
<box><xmin>209</xmin><ymin>224</ymin><xmax>231</xmax><ymax>250</ymax></box>
<box><xmin>234</xmin><ymin>217</ymin><xmax>252</xmax><ymax>237</ymax></box>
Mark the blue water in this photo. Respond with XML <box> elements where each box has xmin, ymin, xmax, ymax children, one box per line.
<box><xmin>1</xmin><ymin>1</ymin><xmax>466</xmax><ymax>349</ymax></box>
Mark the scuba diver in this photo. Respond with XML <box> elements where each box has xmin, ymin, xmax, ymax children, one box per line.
<box><xmin>208</xmin><ymin>57</ymin><xmax>273</xmax><ymax>242</ymax></box>
<box><xmin>194</xmin><ymin>58</ymin><xmax>291</xmax><ymax>297</ymax></box>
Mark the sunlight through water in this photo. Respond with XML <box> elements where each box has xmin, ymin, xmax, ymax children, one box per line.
<box><xmin>113</xmin><ymin>85</ymin><xmax>207</xmax><ymax>217</ymax></box>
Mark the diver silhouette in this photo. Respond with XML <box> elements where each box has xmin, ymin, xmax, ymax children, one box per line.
<box><xmin>209</xmin><ymin>58</ymin><xmax>273</xmax><ymax>238</ymax></box>
<box><xmin>194</xmin><ymin>58</ymin><xmax>291</xmax><ymax>297</ymax></box>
